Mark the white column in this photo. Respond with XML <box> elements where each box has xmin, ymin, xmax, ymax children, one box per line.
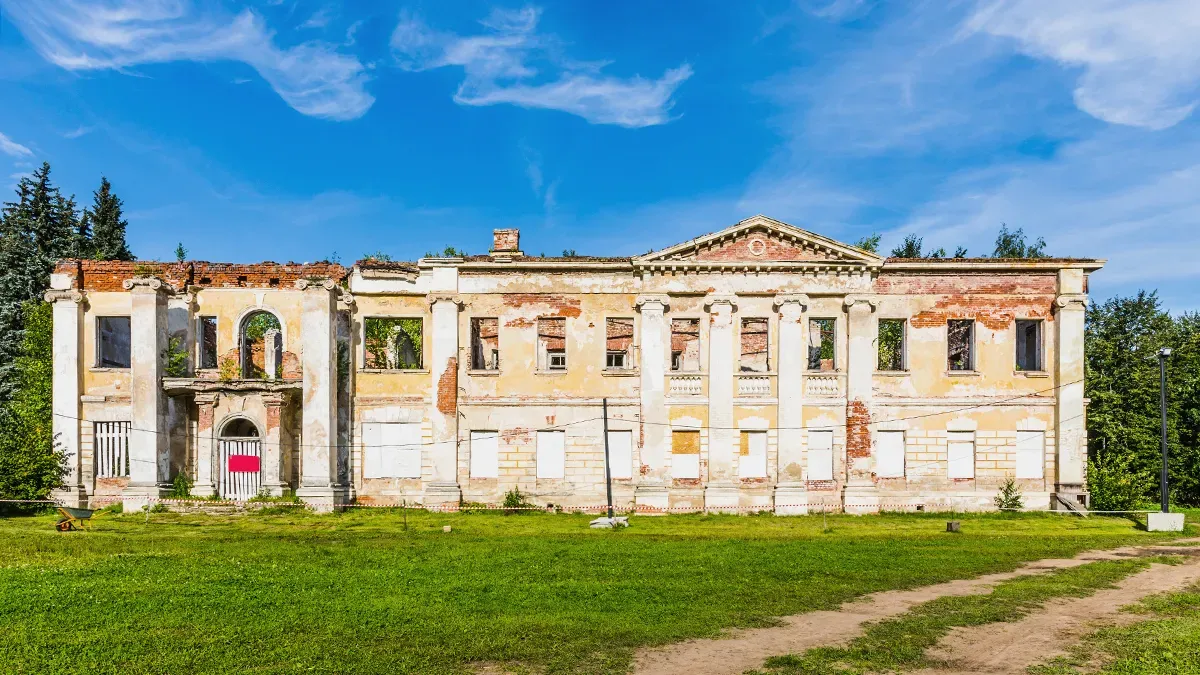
<box><xmin>1055</xmin><ymin>269</ymin><xmax>1088</xmax><ymax>506</ymax></box>
<box><xmin>635</xmin><ymin>295</ymin><xmax>670</xmax><ymax>508</ymax></box>
<box><xmin>425</xmin><ymin>293</ymin><xmax>463</xmax><ymax>506</ymax></box>
<box><xmin>263</xmin><ymin>328</ymin><xmax>280</xmax><ymax>381</ymax></box>
<box><xmin>193</xmin><ymin>393</ymin><xmax>217</xmax><ymax>497</ymax></box>
<box><xmin>262</xmin><ymin>393</ymin><xmax>285</xmax><ymax>496</ymax></box>
<box><xmin>45</xmin><ymin>289</ymin><xmax>86</xmax><ymax>507</ymax></box>
<box><xmin>295</xmin><ymin>278</ymin><xmax>345</xmax><ymax>510</ymax></box>
<box><xmin>122</xmin><ymin>277</ymin><xmax>171</xmax><ymax>507</ymax></box>
<box><xmin>704</xmin><ymin>293</ymin><xmax>738</xmax><ymax>509</ymax></box>
<box><xmin>773</xmin><ymin>294</ymin><xmax>808</xmax><ymax>514</ymax></box>
<box><xmin>843</xmin><ymin>295</ymin><xmax>879</xmax><ymax>513</ymax></box>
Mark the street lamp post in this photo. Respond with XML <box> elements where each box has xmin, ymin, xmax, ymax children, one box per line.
<box><xmin>1158</xmin><ymin>348</ymin><xmax>1172</xmax><ymax>514</ymax></box>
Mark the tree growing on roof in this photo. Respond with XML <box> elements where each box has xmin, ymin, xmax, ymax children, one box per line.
<box><xmin>991</xmin><ymin>224</ymin><xmax>1047</xmax><ymax>258</ymax></box>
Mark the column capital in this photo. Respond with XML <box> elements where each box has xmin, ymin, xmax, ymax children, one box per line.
<box><xmin>123</xmin><ymin>276</ymin><xmax>172</xmax><ymax>295</ymax></box>
<box><xmin>426</xmin><ymin>292</ymin><xmax>463</xmax><ymax>309</ymax></box>
<box><xmin>194</xmin><ymin>392</ymin><xmax>220</xmax><ymax>405</ymax></box>
<box><xmin>295</xmin><ymin>278</ymin><xmax>339</xmax><ymax>292</ymax></box>
<box><xmin>843</xmin><ymin>295</ymin><xmax>879</xmax><ymax>312</ymax></box>
<box><xmin>772</xmin><ymin>293</ymin><xmax>809</xmax><ymax>312</ymax></box>
<box><xmin>43</xmin><ymin>289</ymin><xmax>85</xmax><ymax>304</ymax></box>
<box><xmin>634</xmin><ymin>294</ymin><xmax>670</xmax><ymax>312</ymax></box>
<box><xmin>1055</xmin><ymin>294</ymin><xmax>1087</xmax><ymax>310</ymax></box>
<box><xmin>702</xmin><ymin>293</ymin><xmax>738</xmax><ymax>313</ymax></box>
<box><xmin>337</xmin><ymin>290</ymin><xmax>355</xmax><ymax>310</ymax></box>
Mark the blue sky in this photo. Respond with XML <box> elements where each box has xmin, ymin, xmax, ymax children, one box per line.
<box><xmin>1</xmin><ymin>1</ymin><xmax>1199</xmax><ymax>310</ymax></box>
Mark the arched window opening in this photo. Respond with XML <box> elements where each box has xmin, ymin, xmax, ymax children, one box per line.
<box><xmin>240</xmin><ymin>311</ymin><xmax>282</xmax><ymax>379</ymax></box>
<box><xmin>220</xmin><ymin>417</ymin><xmax>260</xmax><ymax>438</ymax></box>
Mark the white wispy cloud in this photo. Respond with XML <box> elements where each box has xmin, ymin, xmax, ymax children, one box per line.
<box><xmin>390</xmin><ymin>6</ymin><xmax>692</xmax><ymax>127</ymax></box>
<box><xmin>0</xmin><ymin>131</ymin><xmax>33</xmax><ymax>157</ymax></box>
<box><xmin>299</xmin><ymin>6</ymin><xmax>332</xmax><ymax>30</ymax></box>
<box><xmin>62</xmin><ymin>125</ymin><xmax>93</xmax><ymax>139</ymax></box>
<box><xmin>967</xmin><ymin>0</ymin><xmax>1200</xmax><ymax>130</ymax></box>
<box><xmin>1</xmin><ymin>0</ymin><xmax>374</xmax><ymax>121</ymax></box>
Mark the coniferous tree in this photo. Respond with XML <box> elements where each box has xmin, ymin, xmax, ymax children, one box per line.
<box><xmin>86</xmin><ymin>177</ymin><xmax>134</xmax><ymax>261</ymax></box>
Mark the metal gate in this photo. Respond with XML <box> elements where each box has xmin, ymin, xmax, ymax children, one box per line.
<box><xmin>218</xmin><ymin>439</ymin><xmax>262</xmax><ymax>501</ymax></box>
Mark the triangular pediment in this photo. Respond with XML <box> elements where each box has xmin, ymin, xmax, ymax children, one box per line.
<box><xmin>634</xmin><ymin>215</ymin><xmax>882</xmax><ymax>267</ymax></box>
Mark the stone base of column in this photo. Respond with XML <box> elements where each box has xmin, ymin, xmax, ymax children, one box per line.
<box><xmin>191</xmin><ymin>481</ymin><xmax>216</xmax><ymax>498</ymax></box>
<box><xmin>296</xmin><ymin>484</ymin><xmax>351</xmax><ymax>513</ymax></box>
<box><xmin>704</xmin><ymin>484</ymin><xmax>740</xmax><ymax>512</ymax></box>
<box><xmin>121</xmin><ymin>483</ymin><xmax>171</xmax><ymax>511</ymax></box>
<box><xmin>773</xmin><ymin>484</ymin><xmax>809</xmax><ymax>515</ymax></box>
<box><xmin>422</xmin><ymin>482</ymin><xmax>462</xmax><ymax>511</ymax></box>
<box><xmin>1052</xmin><ymin>484</ymin><xmax>1089</xmax><ymax>511</ymax></box>
<box><xmin>842</xmin><ymin>481</ymin><xmax>880</xmax><ymax>514</ymax></box>
<box><xmin>52</xmin><ymin>485</ymin><xmax>88</xmax><ymax>509</ymax></box>
<box><xmin>634</xmin><ymin>484</ymin><xmax>669</xmax><ymax>512</ymax></box>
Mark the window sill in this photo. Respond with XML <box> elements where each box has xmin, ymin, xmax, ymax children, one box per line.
<box><xmin>669</xmin><ymin>370</ymin><xmax>707</xmax><ymax>376</ymax></box>
<box><xmin>89</xmin><ymin>367</ymin><xmax>130</xmax><ymax>373</ymax></box>
<box><xmin>358</xmin><ymin>368</ymin><xmax>430</xmax><ymax>374</ymax></box>
<box><xmin>874</xmin><ymin>370</ymin><xmax>910</xmax><ymax>377</ymax></box>
<box><xmin>602</xmin><ymin>368</ymin><xmax>639</xmax><ymax>377</ymax></box>
<box><xmin>946</xmin><ymin>370</ymin><xmax>981</xmax><ymax>377</ymax></box>
<box><xmin>466</xmin><ymin>369</ymin><xmax>500</xmax><ymax>377</ymax></box>
<box><xmin>805</xmin><ymin>370</ymin><xmax>843</xmax><ymax>375</ymax></box>
<box><xmin>1015</xmin><ymin>370</ymin><xmax>1050</xmax><ymax>378</ymax></box>
<box><xmin>536</xmin><ymin>370</ymin><xmax>569</xmax><ymax>376</ymax></box>
<box><xmin>737</xmin><ymin>370</ymin><xmax>776</xmax><ymax>376</ymax></box>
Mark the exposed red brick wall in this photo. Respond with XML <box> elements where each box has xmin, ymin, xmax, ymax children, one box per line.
<box><xmin>55</xmin><ymin>259</ymin><xmax>347</xmax><ymax>292</ymax></box>
<box><xmin>877</xmin><ymin>273</ymin><xmax>1057</xmax><ymax>331</ymax></box>
<box><xmin>846</xmin><ymin>399</ymin><xmax>871</xmax><ymax>459</ymax></box>
<box><xmin>502</xmin><ymin>293</ymin><xmax>582</xmax><ymax>317</ymax></box>
<box><xmin>436</xmin><ymin>357</ymin><xmax>457</xmax><ymax>416</ymax></box>
<box><xmin>537</xmin><ymin>317</ymin><xmax>566</xmax><ymax>350</ymax></box>
<box><xmin>606</xmin><ymin>318</ymin><xmax>633</xmax><ymax>352</ymax></box>
<box><xmin>492</xmin><ymin>229</ymin><xmax>520</xmax><ymax>252</ymax></box>
<box><xmin>692</xmin><ymin>231</ymin><xmax>833</xmax><ymax>262</ymax></box>
<box><xmin>282</xmin><ymin>352</ymin><xmax>302</xmax><ymax>380</ymax></box>
<box><xmin>875</xmin><ymin>273</ymin><xmax>1056</xmax><ymax>296</ymax></box>
<box><xmin>910</xmin><ymin>296</ymin><xmax>1055</xmax><ymax>331</ymax></box>
<box><xmin>265</xmin><ymin>402</ymin><xmax>281</xmax><ymax>431</ymax></box>
<box><xmin>196</xmin><ymin>401</ymin><xmax>215</xmax><ymax>432</ymax></box>
<box><xmin>501</xmin><ymin>428</ymin><xmax>532</xmax><ymax>444</ymax></box>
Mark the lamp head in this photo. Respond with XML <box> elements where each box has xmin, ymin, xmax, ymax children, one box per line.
<box><xmin>1160</xmin><ymin>348</ymin><xmax>1173</xmax><ymax>358</ymax></box>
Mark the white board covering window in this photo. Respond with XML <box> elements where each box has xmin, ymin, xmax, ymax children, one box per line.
<box><xmin>362</xmin><ymin>422</ymin><xmax>422</xmax><ymax>479</ymax></box>
<box><xmin>536</xmin><ymin>431</ymin><xmax>566</xmax><ymax>479</ymax></box>
<box><xmin>470</xmin><ymin>430</ymin><xmax>499</xmax><ymax>479</ymax></box>
<box><xmin>947</xmin><ymin>431</ymin><xmax>975</xmax><ymax>479</ymax></box>
<box><xmin>1015</xmin><ymin>430</ymin><xmax>1044</xmax><ymax>479</ymax></box>
<box><xmin>739</xmin><ymin>431</ymin><xmax>768</xmax><ymax>478</ymax></box>
<box><xmin>606</xmin><ymin>430</ymin><xmax>634</xmax><ymax>479</ymax></box>
<box><xmin>671</xmin><ymin>430</ymin><xmax>701</xmax><ymax>479</ymax></box>
<box><xmin>876</xmin><ymin>430</ymin><xmax>905</xmax><ymax>478</ymax></box>
<box><xmin>807</xmin><ymin>430</ymin><xmax>834</xmax><ymax>481</ymax></box>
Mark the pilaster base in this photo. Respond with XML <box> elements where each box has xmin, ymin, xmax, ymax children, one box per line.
<box><xmin>422</xmin><ymin>482</ymin><xmax>462</xmax><ymax>511</ymax></box>
<box><xmin>191</xmin><ymin>482</ymin><xmax>216</xmax><ymax>499</ymax></box>
<box><xmin>634</xmin><ymin>484</ymin><xmax>669</xmax><ymax>512</ymax></box>
<box><xmin>773</xmin><ymin>484</ymin><xmax>809</xmax><ymax>515</ymax></box>
<box><xmin>1052</xmin><ymin>484</ymin><xmax>1089</xmax><ymax>511</ymax></box>
<box><xmin>704</xmin><ymin>484</ymin><xmax>740</xmax><ymax>511</ymax></box>
<box><xmin>296</xmin><ymin>485</ymin><xmax>351</xmax><ymax>513</ymax></box>
<box><xmin>842</xmin><ymin>481</ymin><xmax>880</xmax><ymax>514</ymax></box>
<box><xmin>121</xmin><ymin>484</ymin><xmax>171</xmax><ymax>511</ymax></box>
<box><xmin>52</xmin><ymin>485</ymin><xmax>88</xmax><ymax>509</ymax></box>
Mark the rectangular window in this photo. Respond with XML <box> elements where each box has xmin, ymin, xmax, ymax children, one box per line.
<box><xmin>739</xmin><ymin>318</ymin><xmax>769</xmax><ymax>372</ymax></box>
<box><xmin>1015</xmin><ymin>320</ymin><xmax>1043</xmax><ymax>371</ymax></box>
<box><xmin>96</xmin><ymin>316</ymin><xmax>131</xmax><ymax>368</ymax></box>
<box><xmin>807</xmin><ymin>429</ymin><xmax>834</xmax><ymax>481</ymax></box>
<box><xmin>198</xmin><ymin>316</ymin><xmax>218</xmax><ymax>369</ymax></box>
<box><xmin>361</xmin><ymin>422</ymin><xmax>422</xmax><ymax>479</ymax></box>
<box><xmin>606</xmin><ymin>430</ymin><xmax>634</xmax><ymax>479</ymax></box>
<box><xmin>876</xmin><ymin>430</ymin><xmax>905</xmax><ymax>478</ymax></box>
<box><xmin>469</xmin><ymin>430</ymin><xmax>499</xmax><ymax>478</ymax></box>
<box><xmin>536</xmin><ymin>430</ymin><xmax>566</xmax><ymax>479</ymax></box>
<box><xmin>947</xmin><ymin>320</ymin><xmax>975</xmax><ymax>371</ymax></box>
<box><xmin>605</xmin><ymin>318</ymin><xmax>633</xmax><ymax>370</ymax></box>
<box><xmin>538</xmin><ymin>318</ymin><xmax>567</xmax><ymax>371</ymax></box>
<box><xmin>671</xmin><ymin>430</ymin><xmax>701</xmax><ymax>479</ymax></box>
<box><xmin>738</xmin><ymin>430</ymin><xmax>768</xmax><ymax>478</ymax></box>
<box><xmin>808</xmin><ymin>318</ymin><xmax>836</xmax><ymax>371</ymax></box>
<box><xmin>363</xmin><ymin>317</ymin><xmax>423</xmax><ymax>370</ymax></box>
<box><xmin>877</xmin><ymin>319</ymin><xmax>906</xmax><ymax>372</ymax></box>
<box><xmin>93</xmin><ymin>421</ymin><xmax>130</xmax><ymax>478</ymax></box>
<box><xmin>947</xmin><ymin>431</ymin><xmax>975</xmax><ymax>478</ymax></box>
<box><xmin>1015</xmin><ymin>430</ymin><xmax>1044</xmax><ymax>479</ymax></box>
<box><xmin>670</xmin><ymin>318</ymin><xmax>701</xmax><ymax>372</ymax></box>
<box><xmin>470</xmin><ymin>318</ymin><xmax>499</xmax><ymax>370</ymax></box>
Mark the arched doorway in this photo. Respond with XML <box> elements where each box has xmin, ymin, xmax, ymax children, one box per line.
<box><xmin>218</xmin><ymin>417</ymin><xmax>262</xmax><ymax>500</ymax></box>
<box><xmin>239</xmin><ymin>310</ymin><xmax>283</xmax><ymax>379</ymax></box>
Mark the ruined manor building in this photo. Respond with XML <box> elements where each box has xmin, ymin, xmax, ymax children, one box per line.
<box><xmin>46</xmin><ymin>216</ymin><xmax>1102</xmax><ymax>512</ymax></box>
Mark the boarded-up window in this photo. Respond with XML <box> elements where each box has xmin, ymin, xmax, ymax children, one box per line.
<box><xmin>740</xmin><ymin>318</ymin><xmax>769</xmax><ymax>372</ymax></box>
<box><xmin>536</xmin><ymin>430</ymin><xmax>565</xmax><ymax>478</ymax></box>
<box><xmin>948</xmin><ymin>320</ymin><xmax>975</xmax><ymax>371</ymax></box>
<box><xmin>947</xmin><ymin>431</ymin><xmax>975</xmax><ymax>478</ymax></box>
<box><xmin>671</xmin><ymin>430</ymin><xmax>701</xmax><ymax>479</ymax></box>
<box><xmin>362</xmin><ymin>422</ymin><xmax>422</xmax><ymax>478</ymax></box>
<box><xmin>606</xmin><ymin>318</ymin><xmax>634</xmax><ymax>369</ymax></box>
<box><xmin>470</xmin><ymin>430</ymin><xmax>499</xmax><ymax>478</ymax></box>
<box><xmin>364</xmin><ymin>317</ymin><xmax>423</xmax><ymax>370</ymax></box>
<box><xmin>198</xmin><ymin>316</ymin><xmax>218</xmax><ymax>369</ymax></box>
<box><xmin>606</xmin><ymin>430</ymin><xmax>634</xmax><ymax>479</ymax></box>
<box><xmin>1015</xmin><ymin>430</ymin><xmax>1044</xmax><ymax>479</ymax></box>
<box><xmin>876</xmin><ymin>430</ymin><xmax>905</xmax><ymax>478</ymax></box>
<box><xmin>97</xmin><ymin>316</ymin><xmax>131</xmax><ymax>368</ymax></box>
<box><xmin>739</xmin><ymin>430</ymin><xmax>768</xmax><ymax>478</ymax></box>
<box><xmin>93</xmin><ymin>421</ymin><xmax>130</xmax><ymax>478</ymax></box>
<box><xmin>878</xmin><ymin>319</ymin><xmax>906</xmax><ymax>371</ymax></box>
<box><xmin>808</xmin><ymin>318</ymin><xmax>835</xmax><ymax>371</ymax></box>
<box><xmin>471</xmin><ymin>318</ymin><xmax>499</xmax><ymax>370</ymax></box>
<box><xmin>671</xmin><ymin>319</ymin><xmax>701</xmax><ymax>372</ymax></box>
<box><xmin>1015</xmin><ymin>320</ymin><xmax>1043</xmax><ymax>371</ymax></box>
<box><xmin>538</xmin><ymin>318</ymin><xmax>567</xmax><ymax>371</ymax></box>
<box><xmin>807</xmin><ymin>429</ymin><xmax>834</xmax><ymax>480</ymax></box>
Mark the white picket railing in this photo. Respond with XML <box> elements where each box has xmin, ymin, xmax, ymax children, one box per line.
<box><xmin>737</xmin><ymin>375</ymin><xmax>772</xmax><ymax>397</ymax></box>
<box><xmin>94</xmin><ymin>421</ymin><xmax>130</xmax><ymax>478</ymax></box>
<box><xmin>668</xmin><ymin>375</ymin><xmax>703</xmax><ymax>396</ymax></box>
<box><xmin>805</xmin><ymin>373</ymin><xmax>843</xmax><ymax>397</ymax></box>
<box><xmin>219</xmin><ymin>439</ymin><xmax>262</xmax><ymax>501</ymax></box>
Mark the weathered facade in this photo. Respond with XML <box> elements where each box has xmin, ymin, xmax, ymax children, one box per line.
<box><xmin>46</xmin><ymin>216</ymin><xmax>1102</xmax><ymax>513</ymax></box>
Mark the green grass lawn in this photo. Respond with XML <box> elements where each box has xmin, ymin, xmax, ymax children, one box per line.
<box><xmin>0</xmin><ymin>509</ymin><xmax>1187</xmax><ymax>674</ymax></box>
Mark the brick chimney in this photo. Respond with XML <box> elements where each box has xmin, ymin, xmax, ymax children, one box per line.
<box><xmin>491</xmin><ymin>228</ymin><xmax>521</xmax><ymax>257</ymax></box>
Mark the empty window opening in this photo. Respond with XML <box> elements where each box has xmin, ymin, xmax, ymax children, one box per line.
<box><xmin>948</xmin><ymin>320</ymin><xmax>975</xmax><ymax>371</ymax></box>
<box><xmin>670</xmin><ymin>318</ymin><xmax>701</xmax><ymax>372</ymax></box>
<box><xmin>877</xmin><ymin>319</ymin><xmax>906</xmax><ymax>371</ymax></box>
<box><xmin>538</xmin><ymin>318</ymin><xmax>567</xmax><ymax>371</ymax></box>
<box><xmin>93</xmin><ymin>421</ymin><xmax>131</xmax><ymax>478</ymax></box>
<box><xmin>240</xmin><ymin>311</ymin><xmax>283</xmax><ymax>379</ymax></box>
<box><xmin>96</xmin><ymin>316</ymin><xmax>131</xmax><ymax>368</ymax></box>
<box><xmin>363</xmin><ymin>317</ymin><xmax>423</xmax><ymax>370</ymax></box>
<box><xmin>1015</xmin><ymin>320</ymin><xmax>1043</xmax><ymax>371</ymax></box>
<box><xmin>671</xmin><ymin>430</ymin><xmax>701</xmax><ymax>479</ymax></box>
<box><xmin>807</xmin><ymin>318</ymin><xmax>836</xmax><ymax>371</ymax></box>
<box><xmin>470</xmin><ymin>318</ymin><xmax>499</xmax><ymax>370</ymax></box>
<box><xmin>947</xmin><ymin>431</ymin><xmax>975</xmax><ymax>478</ymax></box>
<box><xmin>198</xmin><ymin>316</ymin><xmax>218</xmax><ymax>369</ymax></box>
<box><xmin>220</xmin><ymin>417</ymin><xmax>260</xmax><ymax>438</ymax></box>
<box><xmin>606</xmin><ymin>318</ymin><xmax>633</xmax><ymax>369</ymax></box>
<box><xmin>740</xmin><ymin>318</ymin><xmax>769</xmax><ymax>372</ymax></box>
<box><xmin>739</xmin><ymin>430</ymin><xmax>768</xmax><ymax>478</ymax></box>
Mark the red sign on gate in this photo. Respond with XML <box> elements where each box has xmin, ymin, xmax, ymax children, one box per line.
<box><xmin>227</xmin><ymin>454</ymin><xmax>260</xmax><ymax>473</ymax></box>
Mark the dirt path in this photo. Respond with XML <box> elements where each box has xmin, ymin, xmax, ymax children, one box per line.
<box><xmin>631</xmin><ymin>539</ymin><xmax>1200</xmax><ymax>675</ymax></box>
